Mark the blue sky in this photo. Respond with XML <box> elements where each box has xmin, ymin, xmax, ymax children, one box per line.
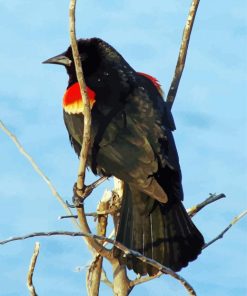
<box><xmin>0</xmin><ymin>1</ymin><xmax>246</xmax><ymax>295</ymax></box>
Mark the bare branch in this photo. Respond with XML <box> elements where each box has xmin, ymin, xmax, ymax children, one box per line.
<box><xmin>112</xmin><ymin>260</ymin><xmax>130</xmax><ymax>296</ymax></box>
<box><xmin>87</xmin><ymin>192</ymin><xmax>110</xmax><ymax>295</ymax></box>
<box><xmin>86</xmin><ymin>176</ymin><xmax>109</xmax><ymax>194</ymax></box>
<box><xmin>59</xmin><ymin>215</ymin><xmax>79</xmax><ymax>219</ymax></box>
<box><xmin>166</xmin><ymin>0</ymin><xmax>200</xmax><ymax>109</ymax></box>
<box><xmin>187</xmin><ymin>193</ymin><xmax>226</xmax><ymax>217</ymax></box>
<box><xmin>203</xmin><ymin>209</ymin><xmax>247</xmax><ymax>249</ymax></box>
<box><xmin>59</xmin><ymin>211</ymin><xmax>107</xmax><ymax>219</ymax></box>
<box><xmin>103</xmin><ymin>229</ymin><xmax>115</xmax><ymax>247</ymax></box>
<box><xmin>87</xmin><ymin>255</ymin><xmax>102</xmax><ymax>296</ymax></box>
<box><xmin>0</xmin><ymin>119</ymin><xmax>80</xmax><ymax>230</ymax></box>
<box><xmin>69</xmin><ymin>0</ymin><xmax>91</xmax><ymax>191</ymax></box>
<box><xmin>108</xmin><ymin>178</ymin><xmax>131</xmax><ymax>296</ymax></box>
<box><xmin>130</xmin><ymin>272</ymin><xmax>162</xmax><ymax>288</ymax></box>
<box><xmin>101</xmin><ymin>268</ymin><xmax>113</xmax><ymax>289</ymax></box>
<box><xmin>4</xmin><ymin>205</ymin><xmax>247</xmax><ymax>296</ymax></box>
<box><xmin>0</xmin><ymin>232</ymin><xmax>82</xmax><ymax>245</ymax></box>
<box><xmin>27</xmin><ymin>242</ymin><xmax>40</xmax><ymax>296</ymax></box>
<box><xmin>4</xmin><ymin>205</ymin><xmax>246</xmax><ymax>249</ymax></box>
<box><xmin>74</xmin><ymin>206</ymin><xmax>113</xmax><ymax>258</ymax></box>
<box><xmin>68</xmin><ymin>0</ymin><xmax>112</xmax><ymax>260</ymax></box>
<box><xmin>0</xmin><ymin>230</ymin><xmax>195</xmax><ymax>295</ymax></box>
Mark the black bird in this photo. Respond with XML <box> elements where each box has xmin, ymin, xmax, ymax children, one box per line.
<box><xmin>43</xmin><ymin>38</ymin><xmax>204</xmax><ymax>275</ymax></box>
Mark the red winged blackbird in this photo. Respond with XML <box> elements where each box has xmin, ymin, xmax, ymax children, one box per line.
<box><xmin>44</xmin><ymin>38</ymin><xmax>204</xmax><ymax>275</ymax></box>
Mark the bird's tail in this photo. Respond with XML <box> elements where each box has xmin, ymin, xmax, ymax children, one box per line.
<box><xmin>113</xmin><ymin>183</ymin><xmax>204</xmax><ymax>275</ymax></box>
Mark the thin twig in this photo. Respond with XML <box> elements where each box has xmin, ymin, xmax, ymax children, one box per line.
<box><xmin>59</xmin><ymin>204</ymin><xmax>119</xmax><ymax>219</ymax></box>
<box><xmin>130</xmin><ymin>272</ymin><xmax>163</xmax><ymax>288</ymax></box>
<box><xmin>166</xmin><ymin>0</ymin><xmax>200</xmax><ymax>109</ymax></box>
<box><xmin>3</xmin><ymin>206</ymin><xmax>246</xmax><ymax>295</ymax></box>
<box><xmin>87</xmin><ymin>176</ymin><xmax>109</xmax><ymax>193</ymax></box>
<box><xmin>0</xmin><ymin>119</ymin><xmax>80</xmax><ymax>230</ymax></box>
<box><xmin>0</xmin><ymin>231</ymin><xmax>195</xmax><ymax>295</ymax></box>
<box><xmin>4</xmin><ymin>206</ymin><xmax>246</xmax><ymax>248</ymax></box>
<box><xmin>187</xmin><ymin>193</ymin><xmax>226</xmax><ymax>217</ymax></box>
<box><xmin>82</xmin><ymin>176</ymin><xmax>109</xmax><ymax>201</ymax></box>
<box><xmin>103</xmin><ymin>229</ymin><xmax>115</xmax><ymax>247</ymax></box>
<box><xmin>27</xmin><ymin>242</ymin><xmax>40</xmax><ymax>296</ymax></box>
<box><xmin>203</xmin><ymin>210</ymin><xmax>247</xmax><ymax>249</ymax></box>
<box><xmin>69</xmin><ymin>0</ymin><xmax>91</xmax><ymax>191</ymax></box>
<box><xmin>101</xmin><ymin>268</ymin><xmax>113</xmax><ymax>289</ymax></box>
<box><xmin>59</xmin><ymin>215</ymin><xmax>79</xmax><ymax>219</ymax></box>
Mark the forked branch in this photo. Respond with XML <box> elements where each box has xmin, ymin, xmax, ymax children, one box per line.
<box><xmin>2</xmin><ymin>205</ymin><xmax>246</xmax><ymax>295</ymax></box>
<box><xmin>0</xmin><ymin>230</ymin><xmax>196</xmax><ymax>296</ymax></box>
<box><xmin>187</xmin><ymin>193</ymin><xmax>226</xmax><ymax>217</ymax></box>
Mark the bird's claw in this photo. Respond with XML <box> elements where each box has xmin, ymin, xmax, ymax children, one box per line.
<box><xmin>70</xmin><ymin>183</ymin><xmax>93</xmax><ymax>208</ymax></box>
<box><xmin>66</xmin><ymin>200</ymin><xmax>77</xmax><ymax>208</ymax></box>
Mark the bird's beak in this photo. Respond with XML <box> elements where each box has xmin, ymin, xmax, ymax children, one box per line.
<box><xmin>42</xmin><ymin>53</ymin><xmax>72</xmax><ymax>67</ymax></box>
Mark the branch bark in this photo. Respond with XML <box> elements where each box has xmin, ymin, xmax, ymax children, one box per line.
<box><xmin>27</xmin><ymin>242</ymin><xmax>40</xmax><ymax>296</ymax></box>
<box><xmin>2</xmin><ymin>231</ymin><xmax>195</xmax><ymax>294</ymax></box>
<box><xmin>86</xmin><ymin>191</ymin><xmax>111</xmax><ymax>296</ymax></box>
<box><xmin>69</xmin><ymin>0</ymin><xmax>91</xmax><ymax>191</ymax></box>
<box><xmin>2</xmin><ymin>202</ymin><xmax>245</xmax><ymax>296</ymax></box>
<box><xmin>166</xmin><ymin>0</ymin><xmax>200</xmax><ymax>109</ymax></box>
<box><xmin>101</xmin><ymin>268</ymin><xmax>113</xmax><ymax>289</ymax></box>
<box><xmin>3</xmin><ymin>206</ymin><xmax>246</xmax><ymax>249</ymax></box>
<box><xmin>68</xmin><ymin>0</ymin><xmax>112</xmax><ymax>261</ymax></box>
<box><xmin>187</xmin><ymin>193</ymin><xmax>226</xmax><ymax>217</ymax></box>
<box><xmin>130</xmin><ymin>272</ymin><xmax>162</xmax><ymax>288</ymax></box>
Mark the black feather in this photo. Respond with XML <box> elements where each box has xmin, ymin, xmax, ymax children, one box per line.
<box><xmin>57</xmin><ymin>38</ymin><xmax>204</xmax><ymax>275</ymax></box>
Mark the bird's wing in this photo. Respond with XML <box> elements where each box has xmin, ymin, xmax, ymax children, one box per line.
<box><xmin>133</xmin><ymin>74</ymin><xmax>183</xmax><ymax>201</ymax></box>
<box><xmin>97</xmin><ymin>110</ymin><xmax>168</xmax><ymax>203</ymax></box>
<box><xmin>63</xmin><ymin>111</ymin><xmax>84</xmax><ymax>156</ymax></box>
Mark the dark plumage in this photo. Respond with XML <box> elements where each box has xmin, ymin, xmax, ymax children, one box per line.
<box><xmin>44</xmin><ymin>37</ymin><xmax>204</xmax><ymax>275</ymax></box>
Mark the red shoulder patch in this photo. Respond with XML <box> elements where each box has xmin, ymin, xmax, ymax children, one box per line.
<box><xmin>63</xmin><ymin>82</ymin><xmax>96</xmax><ymax>107</ymax></box>
<box><xmin>137</xmin><ymin>72</ymin><xmax>162</xmax><ymax>94</ymax></box>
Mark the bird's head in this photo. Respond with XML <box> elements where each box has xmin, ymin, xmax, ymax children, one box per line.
<box><xmin>43</xmin><ymin>38</ymin><xmax>103</xmax><ymax>87</ymax></box>
<box><xmin>43</xmin><ymin>38</ymin><xmax>132</xmax><ymax>114</ymax></box>
<box><xmin>43</xmin><ymin>38</ymin><xmax>111</xmax><ymax>114</ymax></box>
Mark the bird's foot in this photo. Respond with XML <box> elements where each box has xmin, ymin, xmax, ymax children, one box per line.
<box><xmin>66</xmin><ymin>183</ymin><xmax>93</xmax><ymax>208</ymax></box>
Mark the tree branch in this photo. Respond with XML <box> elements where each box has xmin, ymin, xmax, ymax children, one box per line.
<box><xmin>68</xmin><ymin>0</ymin><xmax>112</xmax><ymax>260</ymax></box>
<box><xmin>0</xmin><ymin>230</ymin><xmax>195</xmax><ymax>295</ymax></box>
<box><xmin>187</xmin><ymin>193</ymin><xmax>226</xmax><ymax>217</ymax></box>
<box><xmin>27</xmin><ymin>242</ymin><xmax>40</xmax><ymax>296</ymax></box>
<box><xmin>4</xmin><ymin>205</ymin><xmax>246</xmax><ymax>296</ymax></box>
<box><xmin>203</xmin><ymin>209</ymin><xmax>247</xmax><ymax>249</ymax></box>
<box><xmin>166</xmin><ymin>0</ymin><xmax>200</xmax><ymax>109</ymax></box>
<box><xmin>101</xmin><ymin>268</ymin><xmax>113</xmax><ymax>289</ymax></box>
<box><xmin>86</xmin><ymin>191</ymin><xmax>111</xmax><ymax>295</ymax></box>
<box><xmin>0</xmin><ymin>119</ymin><xmax>80</xmax><ymax>230</ymax></box>
<box><xmin>69</xmin><ymin>0</ymin><xmax>91</xmax><ymax>192</ymax></box>
<box><xmin>0</xmin><ymin>116</ymin><xmax>111</xmax><ymax>256</ymax></box>
<box><xmin>130</xmin><ymin>272</ymin><xmax>163</xmax><ymax>288</ymax></box>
